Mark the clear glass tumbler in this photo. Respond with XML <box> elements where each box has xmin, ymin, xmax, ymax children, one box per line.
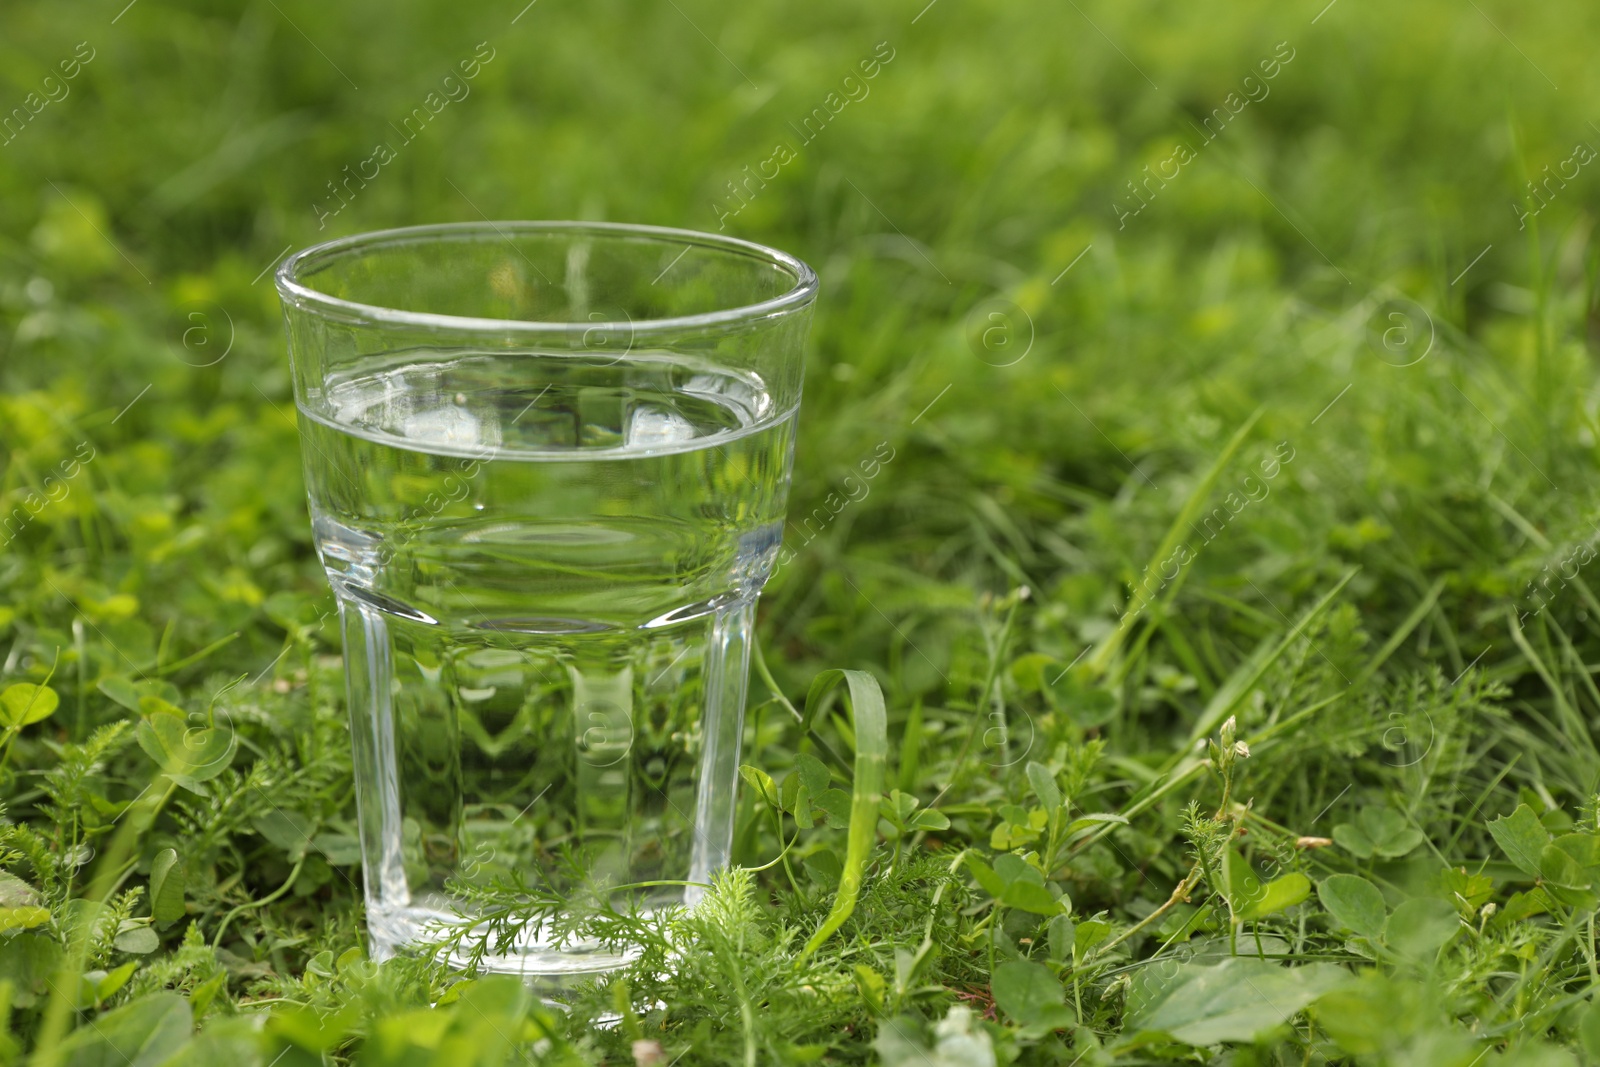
<box><xmin>275</xmin><ymin>222</ymin><xmax>816</xmax><ymax>976</ymax></box>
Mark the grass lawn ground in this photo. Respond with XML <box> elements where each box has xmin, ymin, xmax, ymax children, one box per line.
<box><xmin>4</xmin><ymin>0</ymin><xmax>1600</xmax><ymax>1062</ymax></box>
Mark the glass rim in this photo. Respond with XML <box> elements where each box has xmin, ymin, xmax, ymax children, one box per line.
<box><xmin>274</xmin><ymin>220</ymin><xmax>819</xmax><ymax>337</ymax></box>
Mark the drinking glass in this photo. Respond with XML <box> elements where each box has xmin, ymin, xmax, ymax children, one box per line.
<box><xmin>275</xmin><ymin>222</ymin><xmax>816</xmax><ymax>976</ymax></box>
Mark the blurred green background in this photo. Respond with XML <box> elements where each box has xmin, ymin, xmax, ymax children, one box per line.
<box><xmin>2</xmin><ymin>0</ymin><xmax>1596</xmax><ymax>676</ymax></box>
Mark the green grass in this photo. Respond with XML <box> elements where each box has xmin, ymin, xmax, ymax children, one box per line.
<box><xmin>4</xmin><ymin>0</ymin><xmax>1600</xmax><ymax>1061</ymax></box>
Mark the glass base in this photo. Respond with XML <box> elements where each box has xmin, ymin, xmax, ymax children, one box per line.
<box><xmin>368</xmin><ymin>901</ymin><xmax>644</xmax><ymax>979</ymax></box>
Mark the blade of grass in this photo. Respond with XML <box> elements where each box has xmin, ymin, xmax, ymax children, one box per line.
<box><xmin>1509</xmin><ymin>611</ymin><xmax>1600</xmax><ymax>764</ymax></box>
<box><xmin>1183</xmin><ymin>567</ymin><xmax>1359</xmax><ymax>750</ymax></box>
<box><xmin>31</xmin><ymin>775</ymin><xmax>177</xmax><ymax>1067</ymax></box>
<box><xmin>1084</xmin><ymin>408</ymin><xmax>1264</xmax><ymax>681</ymax></box>
<box><xmin>1356</xmin><ymin>577</ymin><xmax>1445</xmax><ymax>685</ymax></box>
<box><xmin>796</xmin><ymin>669</ymin><xmax>887</xmax><ymax>961</ymax></box>
<box><xmin>897</xmin><ymin>698</ymin><xmax>924</xmax><ymax>795</ymax></box>
<box><xmin>1154</xmin><ymin>614</ymin><xmax>1218</xmax><ymax>700</ymax></box>
<box><xmin>753</xmin><ymin>636</ymin><xmax>851</xmax><ymax>777</ymax></box>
